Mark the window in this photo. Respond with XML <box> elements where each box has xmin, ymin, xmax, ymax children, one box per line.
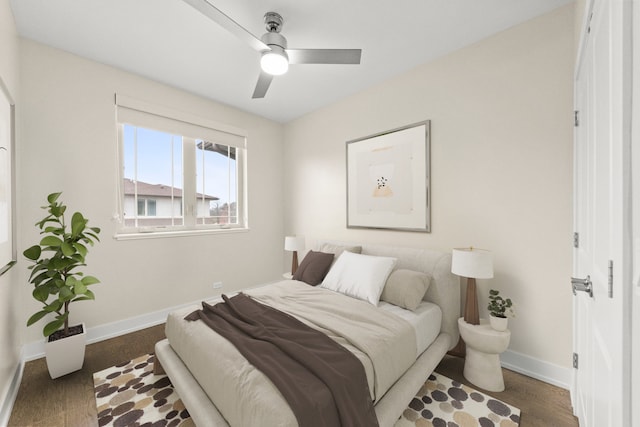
<box><xmin>137</xmin><ymin>199</ymin><xmax>157</xmax><ymax>217</ymax></box>
<box><xmin>116</xmin><ymin>95</ymin><xmax>247</xmax><ymax>237</ymax></box>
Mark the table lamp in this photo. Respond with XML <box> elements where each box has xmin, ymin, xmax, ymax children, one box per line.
<box><xmin>284</xmin><ymin>236</ymin><xmax>305</xmax><ymax>275</ymax></box>
<box><xmin>449</xmin><ymin>247</ymin><xmax>494</xmax><ymax>356</ymax></box>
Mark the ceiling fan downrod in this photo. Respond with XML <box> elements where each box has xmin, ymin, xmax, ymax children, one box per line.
<box><xmin>261</xmin><ymin>12</ymin><xmax>287</xmax><ymax>50</ymax></box>
<box><xmin>264</xmin><ymin>12</ymin><xmax>283</xmax><ymax>33</ymax></box>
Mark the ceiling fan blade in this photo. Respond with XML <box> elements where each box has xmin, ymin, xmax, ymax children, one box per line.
<box><xmin>252</xmin><ymin>72</ymin><xmax>274</xmax><ymax>99</ymax></box>
<box><xmin>286</xmin><ymin>49</ymin><xmax>362</xmax><ymax>65</ymax></box>
<box><xmin>182</xmin><ymin>0</ymin><xmax>269</xmax><ymax>52</ymax></box>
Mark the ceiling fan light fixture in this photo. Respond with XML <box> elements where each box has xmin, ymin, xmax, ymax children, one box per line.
<box><xmin>261</xmin><ymin>47</ymin><xmax>289</xmax><ymax>75</ymax></box>
<box><xmin>183</xmin><ymin>3</ymin><xmax>363</xmax><ymax>98</ymax></box>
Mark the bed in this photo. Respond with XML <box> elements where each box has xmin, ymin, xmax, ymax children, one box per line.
<box><xmin>154</xmin><ymin>242</ymin><xmax>460</xmax><ymax>427</ymax></box>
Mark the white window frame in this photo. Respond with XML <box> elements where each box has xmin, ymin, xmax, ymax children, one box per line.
<box><xmin>115</xmin><ymin>94</ymin><xmax>248</xmax><ymax>239</ymax></box>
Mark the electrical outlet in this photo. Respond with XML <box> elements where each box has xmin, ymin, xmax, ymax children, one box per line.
<box><xmin>212</xmin><ymin>281</ymin><xmax>223</xmax><ymax>289</ymax></box>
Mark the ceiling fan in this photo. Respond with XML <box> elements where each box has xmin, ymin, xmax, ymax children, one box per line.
<box><xmin>182</xmin><ymin>0</ymin><xmax>362</xmax><ymax>99</ymax></box>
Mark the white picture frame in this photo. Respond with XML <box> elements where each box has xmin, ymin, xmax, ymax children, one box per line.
<box><xmin>346</xmin><ymin>120</ymin><xmax>431</xmax><ymax>232</ymax></box>
<box><xmin>0</xmin><ymin>76</ymin><xmax>16</xmax><ymax>277</ymax></box>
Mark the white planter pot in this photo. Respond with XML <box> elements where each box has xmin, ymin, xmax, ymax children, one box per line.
<box><xmin>44</xmin><ymin>323</ymin><xmax>87</xmax><ymax>379</ymax></box>
<box><xmin>489</xmin><ymin>315</ymin><xmax>509</xmax><ymax>332</ymax></box>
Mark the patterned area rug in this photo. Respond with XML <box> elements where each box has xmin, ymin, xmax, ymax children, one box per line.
<box><xmin>395</xmin><ymin>372</ymin><xmax>521</xmax><ymax>427</ymax></box>
<box><xmin>93</xmin><ymin>354</ymin><xmax>193</xmax><ymax>427</ymax></box>
<box><xmin>93</xmin><ymin>355</ymin><xmax>519</xmax><ymax>427</ymax></box>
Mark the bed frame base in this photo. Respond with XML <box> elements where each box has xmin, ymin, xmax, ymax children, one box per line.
<box><xmin>155</xmin><ymin>333</ymin><xmax>451</xmax><ymax>427</ymax></box>
<box><xmin>155</xmin><ymin>339</ymin><xmax>230</xmax><ymax>426</ymax></box>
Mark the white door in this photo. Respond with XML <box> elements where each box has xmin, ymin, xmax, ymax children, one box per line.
<box><xmin>572</xmin><ymin>0</ymin><xmax>632</xmax><ymax>426</ymax></box>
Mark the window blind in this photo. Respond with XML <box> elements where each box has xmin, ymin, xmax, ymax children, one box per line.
<box><xmin>115</xmin><ymin>94</ymin><xmax>246</xmax><ymax>149</ymax></box>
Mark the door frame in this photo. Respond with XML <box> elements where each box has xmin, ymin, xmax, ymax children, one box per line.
<box><xmin>632</xmin><ymin>2</ymin><xmax>639</xmax><ymax>426</ymax></box>
<box><xmin>570</xmin><ymin>0</ymin><xmax>592</xmax><ymax>411</ymax></box>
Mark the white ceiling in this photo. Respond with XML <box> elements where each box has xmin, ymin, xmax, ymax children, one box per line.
<box><xmin>10</xmin><ymin>0</ymin><xmax>572</xmax><ymax>123</ymax></box>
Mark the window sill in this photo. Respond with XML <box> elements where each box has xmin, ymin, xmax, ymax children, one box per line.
<box><xmin>113</xmin><ymin>227</ymin><xmax>249</xmax><ymax>241</ymax></box>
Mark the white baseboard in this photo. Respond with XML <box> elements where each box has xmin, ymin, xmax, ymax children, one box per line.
<box><xmin>501</xmin><ymin>349</ymin><xmax>573</xmax><ymax>390</ymax></box>
<box><xmin>0</xmin><ymin>349</ymin><xmax>24</xmax><ymax>427</ymax></box>
<box><xmin>21</xmin><ymin>298</ymin><xmax>207</xmax><ymax>362</ymax></box>
<box><xmin>21</xmin><ymin>283</ymin><xmax>279</xmax><ymax>362</ymax></box>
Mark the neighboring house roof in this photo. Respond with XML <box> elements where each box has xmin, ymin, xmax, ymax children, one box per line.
<box><xmin>124</xmin><ymin>178</ymin><xmax>218</xmax><ymax>200</ymax></box>
<box><xmin>197</xmin><ymin>141</ymin><xmax>236</xmax><ymax>160</ymax></box>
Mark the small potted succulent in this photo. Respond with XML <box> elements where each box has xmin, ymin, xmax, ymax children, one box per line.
<box><xmin>23</xmin><ymin>192</ymin><xmax>101</xmax><ymax>378</ymax></box>
<box><xmin>487</xmin><ymin>289</ymin><xmax>514</xmax><ymax>331</ymax></box>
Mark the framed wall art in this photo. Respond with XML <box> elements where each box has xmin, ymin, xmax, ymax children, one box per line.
<box><xmin>0</xmin><ymin>76</ymin><xmax>16</xmax><ymax>277</ymax></box>
<box><xmin>346</xmin><ymin>120</ymin><xmax>430</xmax><ymax>232</ymax></box>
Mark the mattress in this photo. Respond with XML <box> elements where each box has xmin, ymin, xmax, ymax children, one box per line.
<box><xmin>378</xmin><ymin>301</ymin><xmax>442</xmax><ymax>357</ymax></box>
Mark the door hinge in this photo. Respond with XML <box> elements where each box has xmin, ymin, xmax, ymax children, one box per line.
<box><xmin>573</xmin><ymin>352</ymin><xmax>579</xmax><ymax>369</ymax></box>
<box><xmin>573</xmin><ymin>232</ymin><xmax>579</xmax><ymax>248</ymax></box>
<box><xmin>574</xmin><ymin>110</ymin><xmax>580</xmax><ymax>127</ymax></box>
<box><xmin>608</xmin><ymin>260</ymin><xmax>613</xmax><ymax>298</ymax></box>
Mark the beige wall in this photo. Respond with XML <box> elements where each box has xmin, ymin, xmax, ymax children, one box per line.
<box><xmin>284</xmin><ymin>5</ymin><xmax>575</xmax><ymax>369</ymax></box>
<box><xmin>574</xmin><ymin>0</ymin><xmax>587</xmax><ymax>55</ymax></box>
<box><xmin>17</xmin><ymin>40</ymin><xmax>285</xmax><ymax>346</ymax></box>
<box><xmin>0</xmin><ymin>0</ymin><xmax>20</xmax><ymax>418</ymax></box>
<box><xmin>4</xmin><ymin>0</ymin><xmax>577</xmax><ymax>405</ymax></box>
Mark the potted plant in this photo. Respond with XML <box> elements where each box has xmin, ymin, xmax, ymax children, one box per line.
<box><xmin>487</xmin><ymin>289</ymin><xmax>514</xmax><ymax>331</ymax></box>
<box><xmin>23</xmin><ymin>192</ymin><xmax>101</xmax><ymax>378</ymax></box>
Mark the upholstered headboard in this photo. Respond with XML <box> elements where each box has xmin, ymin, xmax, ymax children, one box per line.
<box><xmin>315</xmin><ymin>241</ymin><xmax>461</xmax><ymax>350</ymax></box>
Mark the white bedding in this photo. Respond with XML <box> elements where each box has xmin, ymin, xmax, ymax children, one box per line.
<box><xmin>378</xmin><ymin>301</ymin><xmax>442</xmax><ymax>357</ymax></box>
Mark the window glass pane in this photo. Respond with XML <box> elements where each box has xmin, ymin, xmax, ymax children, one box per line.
<box><xmin>147</xmin><ymin>199</ymin><xmax>157</xmax><ymax>216</ymax></box>
<box><xmin>122</xmin><ymin>125</ymin><xmax>183</xmax><ymax>227</ymax></box>
<box><xmin>228</xmin><ymin>147</ymin><xmax>238</xmax><ymax>224</ymax></box>
<box><xmin>196</xmin><ymin>141</ymin><xmax>238</xmax><ymax>225</ymax></box>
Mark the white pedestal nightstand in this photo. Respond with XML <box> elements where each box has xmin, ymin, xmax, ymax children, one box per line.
<box><xmin>458</xmin><ymin>317</ymin><xmax>511</xmax><ymax>392</ymax></box>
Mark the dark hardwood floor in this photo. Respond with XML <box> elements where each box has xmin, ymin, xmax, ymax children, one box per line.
<box><xmin>436</xmin><ymin>355</ymin><xmax>579</xmax><ymax>427</ymax></box>
<box><xmin>8</xmin><ymin>325</ymin><xmax>578</xmax><ymax>426</ymax></box>
<box><xmin>8</xmin><ymin>324</ymin><xmax>166</xmax><ymax>427</ymax></box>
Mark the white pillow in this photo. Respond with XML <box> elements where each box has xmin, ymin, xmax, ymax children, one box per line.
<box><xmin>320</xmin><ymin>251</ymin><xmax>397</xmax><ymax>305</ymax></box>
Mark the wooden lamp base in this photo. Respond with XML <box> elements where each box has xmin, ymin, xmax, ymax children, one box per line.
<box><xmin>291</xmin><ymin>251</ymin><xmax>299</xmax><ymax>275</ymax></box>
<box><xmin>448</xmin><ymin>277</ymin><xmax>479</xmax><ymax>357</ymax></box>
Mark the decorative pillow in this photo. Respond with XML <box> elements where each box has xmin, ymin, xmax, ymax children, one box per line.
<box><xmin>380</xmin><ymin>269</ymin><xmax>432</xmax><ymax>311</ymax></box>
<box><xmin>292</xmin><ymin>251</ymin><xmax>335</xmax><ymax>286</ymax></box>
<box><xmin>320</xmin><ymin>251</ymin><xmax>397</xmax><ymax>305</ymax></box>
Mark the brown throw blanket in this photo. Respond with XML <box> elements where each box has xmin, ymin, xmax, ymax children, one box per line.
<box><xmin>185</xmin><ymin>293</ymin><xmax>379</xmax><ymax>427</ymax></box>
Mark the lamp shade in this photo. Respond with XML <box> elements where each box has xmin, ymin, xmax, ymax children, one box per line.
<box><xmin>284</xmin><ymin>236</ymin><xmax>305</xmax><ymax>252</ymax></box>
<box><xmin>451</xmin><ymin>247</ymin><xmax>494</xmax><ymax>279</ymax></box>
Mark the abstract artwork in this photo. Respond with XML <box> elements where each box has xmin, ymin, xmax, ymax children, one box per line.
<box><xmin>347</xmin><ymin>121</ymin><xmax>430</xmax><ymax>232</ymax></box>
